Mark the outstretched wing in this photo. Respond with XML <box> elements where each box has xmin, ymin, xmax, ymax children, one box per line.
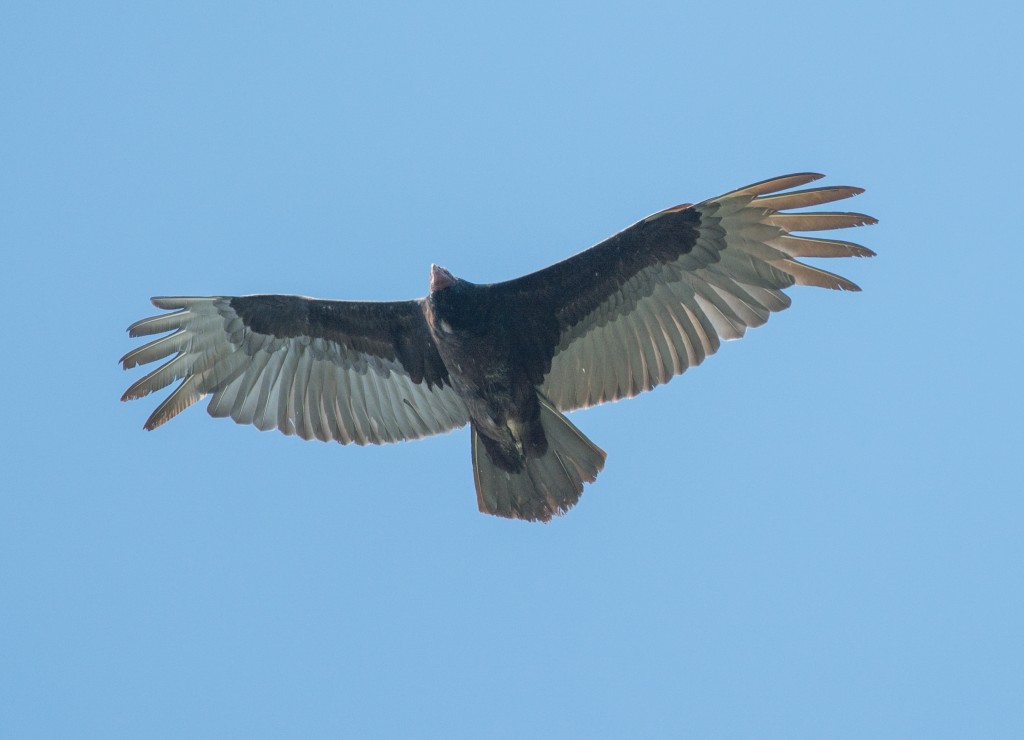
<box><xmin>489</xmin><ymin>173</ymin><xmax>876</xmax><ymax>412</ymax></box>
<box><xmin>120</xmin><ymin>295</ymin><xmax>469</xmax><ymax>444</ymax></box>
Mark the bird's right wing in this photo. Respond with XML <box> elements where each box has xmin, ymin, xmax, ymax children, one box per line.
<box><xmin>121</xmin><ymin>295</ymin><xmax>469</xmax><ymax>444</ymax></box>
<box><xmin>489</xmin><ymin>173</ymin><xmax>876</xmax><ymax>412</ymax></box>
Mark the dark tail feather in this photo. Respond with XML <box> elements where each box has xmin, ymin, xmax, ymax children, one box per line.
<box><xmin>471</xmin><ymin>395</ymin><xmax>606</xmax><ymax>522</ymax></box>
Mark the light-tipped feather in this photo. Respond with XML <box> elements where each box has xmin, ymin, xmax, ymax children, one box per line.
<box><xmin>723</xmin><ymin>172</ymin><xmax>825</xmax><ymax>199</ymax></box>
<box><xmin>754</xmin><ymin>185</ymin><xmax>864</xmax><ymax>210</ymax></box>
<box><xmin>769</xmin><ymin>212</ymin><xmax>878</xmax><ymax>232</ymax></box>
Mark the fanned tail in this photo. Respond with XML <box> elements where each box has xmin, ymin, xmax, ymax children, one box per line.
<box><xmin>471</xmin><ymin>395</ymin><xmax>606</xmax><ymax>522</ymax></box>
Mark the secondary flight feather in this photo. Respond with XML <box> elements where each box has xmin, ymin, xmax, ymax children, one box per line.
<box><xmin>121</xmin><ymin>173</ymin><xmax>876</xmax><ymax>521</ymax></box>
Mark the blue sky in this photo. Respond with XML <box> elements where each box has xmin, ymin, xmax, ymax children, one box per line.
<box><xmin>3</xmin><ymin>2</ymin><xmax>1022</xmax><ymax>737</ymax></box>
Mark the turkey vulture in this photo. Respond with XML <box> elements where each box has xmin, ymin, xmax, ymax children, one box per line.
<box><xmin>121</xmin><ymin>173</ymin><xmax>875</xmax><ymax>521</ymax></box>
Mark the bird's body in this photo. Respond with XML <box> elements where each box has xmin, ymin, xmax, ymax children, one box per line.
<box><xmin>424</xmin><ymin>268</ymin><xmax>607</xmax><ymax>518</ymax></box>
<box><xmin>122</xmin><ymin>173</ymin><xmax>876</xmax><ymax>521</ymax></box>
<box><xmin>426</xmin><ymin>276</ymin><xmax>543</xmax><ymax>467</ymax></box>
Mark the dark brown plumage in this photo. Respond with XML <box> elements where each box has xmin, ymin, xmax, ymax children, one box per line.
<box><xmin>121</xmin><ymin>173</ymin><xmax>876</xmax><ymax>521</ymax></box>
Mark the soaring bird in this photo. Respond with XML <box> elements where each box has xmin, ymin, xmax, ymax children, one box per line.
<box><xmin>121</xmin><ymin>173</ymin><xmax>875</xmax><ymax>521</ymax></box>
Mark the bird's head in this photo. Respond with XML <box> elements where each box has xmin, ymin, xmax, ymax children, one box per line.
<box><xmin>429</xmin><ymin>264</ymin><xmax>457</xmax><ymax>293</ymax></box>
<box><xmin>427</xmin><ymin>263</ymin><xmax>480</xmax><ymax>332</ymax></box>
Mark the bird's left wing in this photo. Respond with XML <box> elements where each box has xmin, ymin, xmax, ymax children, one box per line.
<box><xmin>488</xmin><ymin>173</ymin><xmax>876</xmax><ymax>412</ymax></box>
<box><xmin>121</xmin><ymin>295</ymin><xmax>468</xmax><ymax>444</ymax></box>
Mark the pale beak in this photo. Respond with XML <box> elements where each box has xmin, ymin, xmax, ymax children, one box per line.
<box><xmin>430</xmin><ymin>264</ymin><xmax>456</xmax><ymax>292</ymax></box>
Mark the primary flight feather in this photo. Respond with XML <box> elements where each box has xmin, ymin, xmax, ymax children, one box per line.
<box><xmin>121</xmin><ymin>173</ymin><xmax>876</xmax><ymax>521</ymax></box>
